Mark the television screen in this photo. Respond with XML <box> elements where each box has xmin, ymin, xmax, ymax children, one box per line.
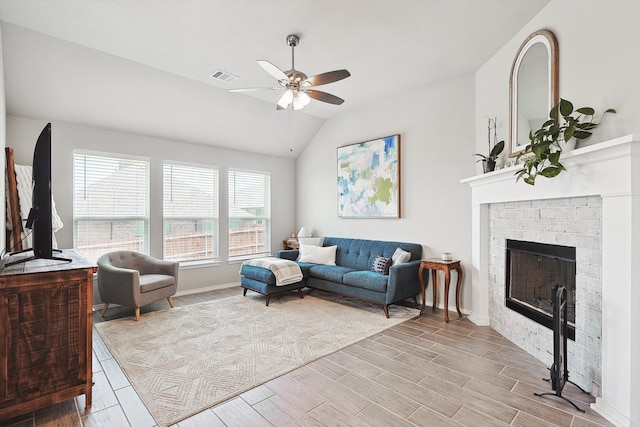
<box><xmin>28</xmin><ymin>123</ymin><xmax>53</xmax><ymax>258</ymax></box>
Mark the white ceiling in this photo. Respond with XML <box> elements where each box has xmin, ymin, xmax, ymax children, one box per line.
<box><xmin>0</xmin><ymin>0</ymin><xmax>549</xmax><ymax>158</ymax></box>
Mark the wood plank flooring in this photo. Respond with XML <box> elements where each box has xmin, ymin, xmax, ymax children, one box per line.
<box><xmin>1</xmin><ymin>287</ymin><xmax>614</xmax><ymax>427</ymax></box>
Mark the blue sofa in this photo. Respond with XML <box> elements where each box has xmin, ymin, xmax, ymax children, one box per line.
<box><xmin>240</xmin><ymin>237</ymin><xmax>422</xmax><ymax>317</ymax></box>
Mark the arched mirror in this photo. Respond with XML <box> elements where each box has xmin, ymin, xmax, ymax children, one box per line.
<box><xmin>509</xmin><ymin>29</ymin><xmax>558</xmax><ymax>157</ymax></box>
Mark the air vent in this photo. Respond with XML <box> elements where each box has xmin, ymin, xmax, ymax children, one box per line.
<box><xmin>210</xmin><ymin>69</ymin><xmax>239</xmax><ymax>83</ymax></box>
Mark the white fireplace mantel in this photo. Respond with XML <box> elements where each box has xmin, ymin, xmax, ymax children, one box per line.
<box><xmin>462</xmin><ymin>135</ymin><xmax>639</xmax><ymax>427</ymax></box>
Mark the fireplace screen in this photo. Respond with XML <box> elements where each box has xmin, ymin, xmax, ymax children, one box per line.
<box><xmin>505</xmin><ymin>239</ymin><xmax>576</xmax><ymax>339</ymax></box>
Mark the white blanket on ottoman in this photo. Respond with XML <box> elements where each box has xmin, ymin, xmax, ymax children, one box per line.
<box><xmin>242</xmin><ymin>257</ymin><xmax>303</xmax><ymax>286</ymax></box>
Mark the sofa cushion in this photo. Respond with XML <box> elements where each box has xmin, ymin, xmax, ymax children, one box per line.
<box><xmin>392</xmin><ymin>247</ymin><xmax>411</xmax><ymax>265</ymax></box>
<box><xmin>240</xmin><ymin>264</ymin><xmax>276</xmax><ymax>285</ymax></box>
<box><xmin>343</xmin><ymin>271</ymin><xmax>388</xmax><ymax>293</ymax></box>
<box><xmin>371</xmin><ymin>256</ymin><xmax>392</xmax><ymax>275</ymax></box>
<box><xmin>309</xmin><ymin>265</ymin><xmax>355</xmax><ymax>283</ymax></box>
<box><xmin>298</xmin><ymin>244</ymin><xmax>337</xmax><ymax>265</ymax></box>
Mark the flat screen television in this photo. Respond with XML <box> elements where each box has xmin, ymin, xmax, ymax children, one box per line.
<box><xmin>6</xmin><ymin>123</ymin><xmax>70</xmax><ymax>266</ymax></box>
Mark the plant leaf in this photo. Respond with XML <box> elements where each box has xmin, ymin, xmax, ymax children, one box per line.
<box><xmin>489</xmin><ymin>140</ymin><xmax>504</xmax><ymax>158</ymax></box>
<box><xmin>605</xmin><ymin>108</ymin><xmax>617</xmax><ymax>114</ymax></box>
<box><xmin>560</xmin><ymin>99</ymin><xmax>574</xmax><ymax>116</ymax></box>
<box><xmin>564</xmin><ymin>123</ymin><xmax>576</xmax><ymax>141</ymax></box>
<box><xmin>549</xmin><ymin>152</ymin><xmax>561</xmax><ymax>164</ymax></box>
<box><xmin>576</xmin><ymin>122</ymin><xmax>598</xmax><ymax>130</ymax></box>
<box><xmin>524</xmin><ymin>176</ymin><xmax>536</xmax><ymax>185</ymax></box>
<box><xmin>549</xmin><ymin>103</ymin><xmax>559</xmax><ymax>120</ymax></box>
<box><xmin>576</xmin><ymin>107</ymin><xmax>595</xmax><ymax>115</ymax></box>
<box><xmin>539</xmin><ymin>166</ymin><xmax>563</xmax><ymax>178</ymax></box>
<box><xmin>573</xmin><ymin>130</ymin><xmax>592</xmax><ymax>139</ymax></box>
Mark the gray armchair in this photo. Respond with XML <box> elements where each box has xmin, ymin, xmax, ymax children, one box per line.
<box><xmin>97</xmin><ymin>251</ymin><xmax>179</xmax><ymax>321</ymax></box>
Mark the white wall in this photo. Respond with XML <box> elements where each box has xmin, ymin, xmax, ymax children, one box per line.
<box><xmin>476</xmin><ymin>0</ymin><xmax>640</xmax><ymax>161</ymax></box>
<box><xmin>6</xmin><ymin>115</ymin><xmax>296</xmax><ymax>300</ymax></box>
<box><xmin>296</xmin><ymin>75</ymin><xmax>476</xmax><ymax>310</ymax></box>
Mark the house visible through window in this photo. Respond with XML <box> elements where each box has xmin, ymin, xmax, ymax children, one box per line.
<box><xmin>73</xmin><ymin>152</ymin><xmax>149</xmax><ymax>262</ymax></box>
<box><xmin>228</xmin><ymin>169</ymin><xmax>271</xmax><ymax>258</ymax></box>
<box><xmin>163</xmin><ymin>162</ymin><xmax>219</xmax><ymax>262</ymax></box>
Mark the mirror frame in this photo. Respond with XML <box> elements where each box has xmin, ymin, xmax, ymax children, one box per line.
<box><xmin>509</xmin><ymin>29</ymin><xmax>559</xmax><ymax>157</ymax></box>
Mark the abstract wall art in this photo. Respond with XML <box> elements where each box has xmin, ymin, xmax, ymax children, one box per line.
<box><xmin>337</xmin><ymin>134</ymin><xmax>401</xmax><ymax>218</ymax></box>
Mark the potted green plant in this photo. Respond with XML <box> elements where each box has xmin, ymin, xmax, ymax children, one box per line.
<box><xmin>515</xmin><ymin>98</ymin><xmax>616</xmax><ymax>185</ymax></box>
<box><xmin>475</xmin><ymin>117</ymin><xmax>504</xmax><ymax>173</ymax></box>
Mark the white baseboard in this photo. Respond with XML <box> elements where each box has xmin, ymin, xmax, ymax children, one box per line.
<box><xmin>174</xmin><ymin>281</ymin><xmax>239</xmax><ymax>297</ymax></box>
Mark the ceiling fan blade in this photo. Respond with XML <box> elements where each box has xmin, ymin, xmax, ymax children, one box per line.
<box><xmin>229</xmin><ymin>87</ymin><xmax>281</xmax><ymax>93</ymax></box>
<box><xmin>257</xmin><ymin>60</ymin><xmax>288</xmax><ymax>82</ymax></box>
<box><xmin>306</xmin><ymin>90</ymin><xmax>345</xmax><ymax>105</ymax></box>
<box><xmin>303</xmin><ymin>69</ymin><xmax>350</xmax><ymax>87</ymax></box>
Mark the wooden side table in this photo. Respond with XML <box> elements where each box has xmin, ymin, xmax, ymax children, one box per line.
<box><xmin>282</xmin><ymin>239</ymin><xmax>299</xmax><ymax>250</ymax></box>
<box><xmin>418</xmin><ymin>258</ymin><xmax>463</xmax><ymax>322</ymax></box>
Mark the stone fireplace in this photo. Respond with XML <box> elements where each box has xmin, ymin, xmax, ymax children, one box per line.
<box><xmin>489</xmin><ymin>197</ymin><xmax>600</xmax><ymax>394</ymax></box>
<box><xmin>463</xmin><ymin>135</ymin><xmax>639</xmax><ymax>427</ymax></box>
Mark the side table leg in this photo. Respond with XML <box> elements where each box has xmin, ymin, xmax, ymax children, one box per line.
<box><xmin>444</xmin><ymin>267</ymin><xmax>451</xmax><ymax>322</ymax></box>
<box><xmin>455</xmin><ymin>266</ymin><xmax>463</xmax><ymax>319</ymax></box>
<box><xmin>418</xmin><ymin>264</ymin><xmax>427</xmax><ymax>315</ymax></box>
<box><xmin>431</xmin><ymin>269</ymin><xmax>438</xmax><ymax>312</ymax></box>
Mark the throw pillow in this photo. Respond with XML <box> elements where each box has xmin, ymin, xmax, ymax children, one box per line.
<box><xmin>392</xmin><ymin>247</ymin><xmax>411</xmax><ymax>265</ymax></box>
<box><xmin>298</xmin><ymin>244</ymin><xmax>337</xmax><ymax>265</ymax></box>
<box><xmin>297</xmin><ymin>237</ymin><xmax>324</xmax><ymax>246</ymax></box>
<box><xmin>371</xmin><ymin>255</ymin><xmax>393</xmax><ymax>275</ymax></box>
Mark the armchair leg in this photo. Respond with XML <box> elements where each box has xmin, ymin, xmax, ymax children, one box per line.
<box><xmin>135</xmin><ymin>307</ymin><xmax>141</xmax><ymax>322</ymax></box>
<box><xmin>100</xmin><ymin>303</ymin><xmax>109</xmax><ymax>318</ymax></box>
<box><xmin>167</xmin><ymin>296</ymin><xmax>175</xmax><ymax>308</ymax></box>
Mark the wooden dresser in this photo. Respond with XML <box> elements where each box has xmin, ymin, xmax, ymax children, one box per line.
<box><xmin>0</xmin><ymin>250</ymin><xmax>96</xmax><ymax>421</ymax></box>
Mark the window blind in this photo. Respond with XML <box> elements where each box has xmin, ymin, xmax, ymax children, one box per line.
<box><xmin>163</xmin><ymin>162</ymin><xmax>219</xmax><ymax>262</ymax></box>
<box><xmin>73</xmin><ymin>152</ymin><xmax>149</xmax><ymax>261</ymax></box>
<box><xmin>228</xmin><ymin>169</ymin><xmax>271</xmax><ymax>258</ymax></box>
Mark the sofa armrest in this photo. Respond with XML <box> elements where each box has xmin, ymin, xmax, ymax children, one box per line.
<box><xmin>386</xmin><ymin>260</ymin><xmax>422</xmax><ymax>304</ymax></box>
<box><xmin>276</xmin><ymin>249</ymin><xmax>299</xmax><ymax>261</ymax></box>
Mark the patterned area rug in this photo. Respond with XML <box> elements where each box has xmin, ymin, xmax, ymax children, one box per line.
<box><xmin>95</xmin><ymin>291</ymin><xmax>417</xmax><ymax>426</ymax></box>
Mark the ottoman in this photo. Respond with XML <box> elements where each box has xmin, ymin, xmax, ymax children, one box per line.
<box><xmin>240</xmin><ymin>264</ymin><xmax>306</xmax><ymax>306</ymax></box>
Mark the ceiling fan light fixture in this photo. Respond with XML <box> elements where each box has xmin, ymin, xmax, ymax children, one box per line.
<box><xmin>292</xmin><ymin>90</ymin><xmax>311</xmax><ymax>110</ymax></box>
<box><xmin>278</xmin><ymin>89</ymin><xmax>294</xmax><ymax>109</ymax></box>
<box><xmin>299</xmin><ymin>91</ymin><xmax>311</xmax><ymax>105</ymax></box>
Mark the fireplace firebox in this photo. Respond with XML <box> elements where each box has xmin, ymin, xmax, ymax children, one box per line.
<box><xmin>505</xmin><ymin>239</ymin><xmax>576</xmax><ymax>340</ymax></box>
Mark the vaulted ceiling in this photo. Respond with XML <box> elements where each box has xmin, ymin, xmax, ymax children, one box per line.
<box><xmin>0</xmin><ymin>0</ymin><xmax>549</xmax><ymax>158</ymax></box>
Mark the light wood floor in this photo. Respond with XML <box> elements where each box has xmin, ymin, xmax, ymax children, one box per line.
<box><xmin>2</xmin><ymin>287</ymin><xmax>614</xmax><ymax>427</ymax></box>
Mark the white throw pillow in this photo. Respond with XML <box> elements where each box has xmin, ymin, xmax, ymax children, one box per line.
<box><xmin>392</xmin><ymin>247</ymin><xmax>411</xmax><ymax>265</ymax></box>
<box><xmin>297</xmin><ymin>237</ymin><xmax>324</xmax><ymax>246</ymax></box>
<box><xmin>298</xmin><ymin>244</ymin><xmax>337</xmax><ymax>265</ymax></box>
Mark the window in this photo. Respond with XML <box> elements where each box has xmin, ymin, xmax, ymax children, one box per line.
<box><xmin>73</xmin><ymin>152</ymin><xmax>149</xmax><ymax>262</ymax></box>
<box><xmin>163</xmin><ymin>162</ymin><xmax>219</xmax><ymax>262</ymax></box>
<box><xmin>228</xmin><ymin>169</ymin><xmax>271</xmax><ymax>258</ymax></box>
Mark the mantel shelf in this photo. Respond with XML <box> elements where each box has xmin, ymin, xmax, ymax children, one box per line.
<box><xmin>462</xmin><ymin>134</ymin><xmax>635</xmax><ymax>187</ymax></box>
<box><xmin>460</xmin><ymin>134</ymin><xmax>638</xmax><ymax>206</ymax></box>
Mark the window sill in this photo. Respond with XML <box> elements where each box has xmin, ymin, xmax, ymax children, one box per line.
<box><xmin>227</xmin><ymin>253</ymin><xmax>272</xmax><ymax>265</ymax></box>
<box><xmin>178</xmin><ymin>259</ymin><xmax>222</xmax><ymax>270</ymax></box>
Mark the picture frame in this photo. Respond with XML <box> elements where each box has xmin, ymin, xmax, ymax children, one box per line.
<box><xmin>337</xmin><ymin>134</ymin><xmax>401</xmax><ymax>218</ymax></box>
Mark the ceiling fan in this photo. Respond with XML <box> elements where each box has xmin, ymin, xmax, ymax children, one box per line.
<box><xmin>230</xmin><ymin>34</ymin><xmax>350</xmax><ymax>110</ymax></box>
